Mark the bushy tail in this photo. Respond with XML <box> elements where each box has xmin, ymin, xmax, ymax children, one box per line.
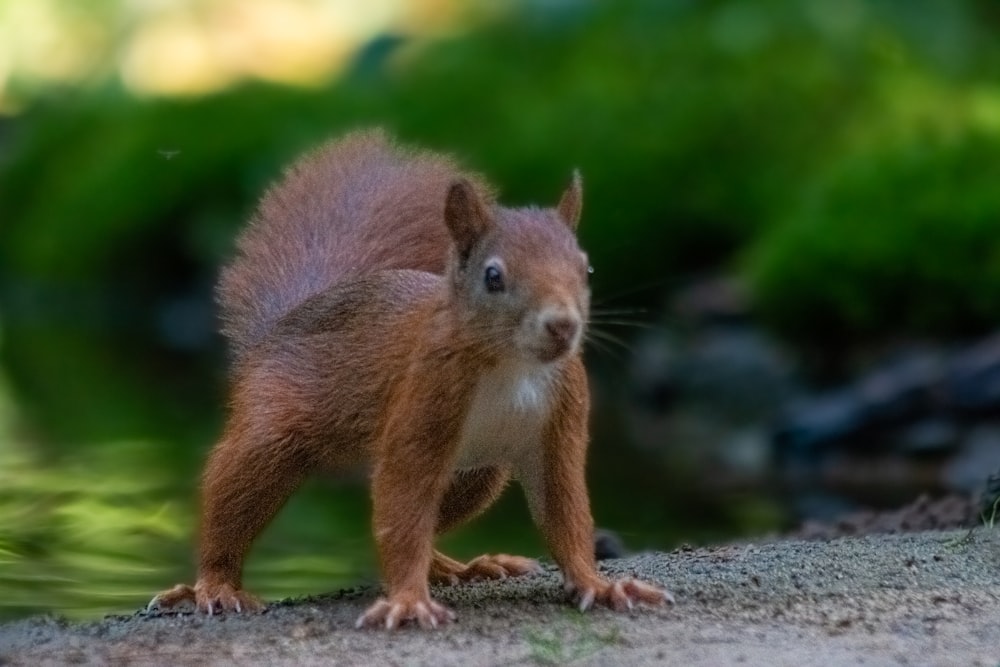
<box><xmin>217</xmin><ymin>129</ymin><xmax>491</xmax><ymax>360</ymax></box>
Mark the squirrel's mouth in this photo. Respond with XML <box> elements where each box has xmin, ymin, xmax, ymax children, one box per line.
<box><xmin>529</xmin><ymin>335</ymin><xmax>579</xmax><ymax>364</ymax></box>
<box><xmin>533</xmin><ymin>346</ymin><xmax>568</xmax><ymax>364</ymax></box>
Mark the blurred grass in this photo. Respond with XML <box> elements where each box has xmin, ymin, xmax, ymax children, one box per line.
<box><xmin>0</xmin><ymin>400</ymin><xmax>374</xmax><ymax>620</ymax></box>
<box><xmin>0</xmin><ymin>393</ymin><xmax>184</xmax><ymax>618</ymax></box>
<box><xmin>0</xmin><ymin>356</ymin><xmax>377</xmax><ymax>620</ymax></box>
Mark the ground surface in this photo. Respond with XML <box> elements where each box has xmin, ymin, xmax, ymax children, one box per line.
<box><xmin>1</xmin><ymin>529</ymin><xmax>999</xmax><ymax>666</ymax></box>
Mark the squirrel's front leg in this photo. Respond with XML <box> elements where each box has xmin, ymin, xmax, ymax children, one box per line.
<box><xmin>526</xmin><ymin>358</ymin><xmax>674</xmax><ymax>612</ymax></box>
<box><xmin>357</xmin><ymin>390</ymin><xmax>462</xmax><ymax>630</ymax></box>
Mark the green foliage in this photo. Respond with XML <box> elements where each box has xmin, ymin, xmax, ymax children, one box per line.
<box><xmin>746</xmin><ymin>128</ymin><xmax>1000</xmax><ymax>348</ymax></box>
<box><xmin>5</xmin><ymin>0</ymin><xmax>968</xmax><ymax>315</ymax></box>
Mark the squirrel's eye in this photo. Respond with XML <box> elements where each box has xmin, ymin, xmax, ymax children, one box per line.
<box><xmin>484</xmin><ymin>265</ymin><xmax>505</xmax><ymax>293</ymax></box>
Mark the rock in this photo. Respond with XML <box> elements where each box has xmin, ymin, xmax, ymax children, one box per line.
<box><xmin>942</xmin><ymin>424</ymin><xmax>1000</xmax><ymax>494</ymax></box>
<box><xmin>890</xmin><ymin>417</ymin><xmax>962</xmax><ymax>454</ymax></box>
<box><xmin>773</xmin><ymin>347</ymin><xmax>953</xmax><ymax>470</ymax></box>
<box><xmin>625</xmin><ymin>323</ymin><xmax>793</xmax><ymax>481</ymax></box>
<box><xmin>671</xmin><ymin>276</ymin><xmax>751</xmax><ymax>325</ymax></box>
<box><xmin>773</xmin><ymin>334</ymin><xmax>1000</xmax><ymax>517</ymax></box>
<box><xmin>631</xmin><ymin>325</ymin><xmax>795</xmax><ymax>421</ymax></box>
<box><xmin>788</xmin><ymin>493</ymin><xmax>978</xmax><ymax>540</ymax></box>
<box><xmin>774</xmin><ymin>389</ymin><xmax>867</xmax><ymax>463</ymax></box>
<box><xmin>855</xmin><ymin>350</ymin><xmax>945</xmax><ymax>425</ymax></box>
<box><xmin>594</xmin><ymin>529</ymin><xmax>627</xmax><ymax>560</ymax></box>
<box><xmin>945</xmin><ymin>332</ymin><xmax>1000</xmax><ymax>414</ymax></box>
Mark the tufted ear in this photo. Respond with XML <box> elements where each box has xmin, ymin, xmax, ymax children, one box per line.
<box><xmin>444</xmin><ymin>179</ymin><xmax>492</xmax><ymax>265</ymax></box>
<box><xmin>556</xmin><ymin>169</ymin><xmax>583</xmax><ymax>230</ymax></box>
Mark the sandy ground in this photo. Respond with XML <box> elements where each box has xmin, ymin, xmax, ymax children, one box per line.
<box><xmin>1</xmin><ymin>529</ymin><xmax>999</xmax><ymax>666</ymax></box>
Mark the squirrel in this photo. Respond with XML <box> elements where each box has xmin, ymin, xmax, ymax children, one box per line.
<box><xmin>149</xmin><ymin>129</ymin><xmax>671</xmax><ymax>629</ymax></box>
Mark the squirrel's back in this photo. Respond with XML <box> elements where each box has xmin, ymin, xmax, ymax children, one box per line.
<box><xmin>218</xmin><ymin>129</ymin><xmax>493</xmax><ymax>359</ymax></box>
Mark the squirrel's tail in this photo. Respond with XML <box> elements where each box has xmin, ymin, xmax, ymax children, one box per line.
<box><xmin>217</xmin><ymin>129</ymin><xmax>491</xmax><ymax>360</ymax></box>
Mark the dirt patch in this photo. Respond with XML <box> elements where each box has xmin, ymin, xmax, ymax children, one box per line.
<box><xmin>2</xmin><ymin>529</ymin><xmax>999</xmax><ymax>666</ymax></box>
<box><xmin>788</xmin><ymin>493</ymin><xmax>980</xmax><ymax>540</ymax></box>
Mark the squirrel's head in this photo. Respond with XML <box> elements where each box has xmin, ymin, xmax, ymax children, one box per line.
<box><xmin>444</xmin><ymin>172</ymin><xmax>590</xmax><ymax>365</ymax></box>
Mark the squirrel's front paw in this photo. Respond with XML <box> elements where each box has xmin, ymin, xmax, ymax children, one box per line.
<box><xmin>147</xmin><ymin>582</ymin><xmax>264</xmax><ymax>615</ymax></box>
<box><xmin>356</xmin><ymin>593</ymin><xmax>456</xmax><ymax>630</ymax></box>
<box><xmin>566</xmin><ymin>576</ymin><xmax>674</xmax><ymax>612</ymax></box>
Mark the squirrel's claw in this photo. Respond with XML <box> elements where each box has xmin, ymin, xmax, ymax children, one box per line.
<box><xmin>147</xmin><ymin>582</ymin><xmax>264</xmax><ymax>615</ymax></box>
<box><xmin>147</xmin><ymin>583</ymin><xmax>196</xmax><ymax>613</ymax></box>
<box><xmin>196</xmin><ymin>583</ymin><xmax>264</xmax><ymax>615</ymax></box>
<box><xmin>566</xmin><ymin>576</ymin><xmax>673</xmax><ymax>612</ymax></box>
<box><xmin>356</xmin><ymin>594</ymin><xmax>456</xmax><ymax>630</ymax></box>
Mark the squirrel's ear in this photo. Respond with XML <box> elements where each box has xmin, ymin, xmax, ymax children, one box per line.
<box><xmin>556</xmin><ymin>169</ymin><xmax>583</xmax><ymax>230</ymax></box>
<box><xmin>445</xmin><ymin>179</ymin><xmax>491</xmax><ymax>264</ymax></box>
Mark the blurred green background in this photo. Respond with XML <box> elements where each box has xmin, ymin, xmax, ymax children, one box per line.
<box><xmin>2</xmin><ymin>0</ymin><xmax>1000</xmax><ymax>620</ymax></box>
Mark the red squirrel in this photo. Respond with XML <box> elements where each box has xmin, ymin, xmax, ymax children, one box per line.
<box><xmin>149</xmin><ymin>129</ymin><xmax>671</xmax><ymax>629</ymax></box>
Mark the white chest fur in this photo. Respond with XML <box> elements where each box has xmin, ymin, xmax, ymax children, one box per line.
<box><xmin>453</xmin><ymin>362</ymin><xmax>554</xmax><ymax>470</ymax></box>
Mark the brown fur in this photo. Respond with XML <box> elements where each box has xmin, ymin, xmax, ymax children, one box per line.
<box><xmin>218</xmin><ymin>129</ymin><xmax>493</xmax><ymax>360</ymax></box>
<box><xmin>150</xmin><ymin>129</ymin><xmax>668</xmax><ymax>627</ymax></box>
<box><xmin>435</xmin><ymin>467</ymin><xmax>509</xmax><ymax>535</ymax></box>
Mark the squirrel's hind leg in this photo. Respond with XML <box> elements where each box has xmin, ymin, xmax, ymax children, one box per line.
<box><xmin>430</xmin><ymin>551</ymin><xmax>543</xmax><ymax>585</ymax></box>
<box><xmin>429</xmin><ymin>467</ymin><xmax>542</xmax><ymax>585</ymax></box>
<box><xmin>150</xmin><ymin>429</ymin><xmax>312</xmax><ymax>615</ymax></box>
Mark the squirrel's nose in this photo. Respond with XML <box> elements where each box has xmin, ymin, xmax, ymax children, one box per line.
<box><xmin>545</xmin><ymin>317</ymin><xmax>579</xmax><ymax>348</ymax></box>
